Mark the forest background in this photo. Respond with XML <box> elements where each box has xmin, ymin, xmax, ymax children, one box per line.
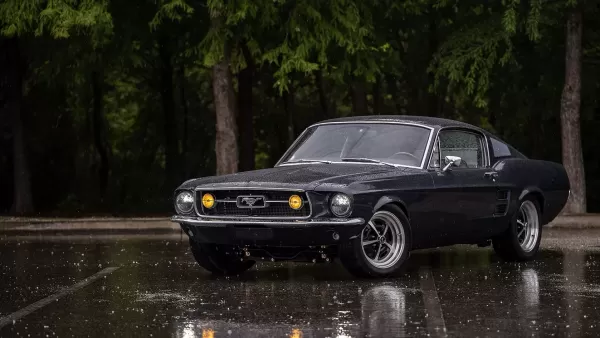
<box><xmin>0</xmin><ymin>0</ymin><xmax>596</xmax><ymax>216</ymax></box>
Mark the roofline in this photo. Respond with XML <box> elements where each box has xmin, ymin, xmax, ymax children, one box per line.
<box><xmin>309</xmin><ymin>120</ymin><xmax>436</xmax><ymax>130</ymax></box>
<box><xmin>315</xmin><ymin>115</ymin><xmax>491</xmax><ymax>135</ymax></box>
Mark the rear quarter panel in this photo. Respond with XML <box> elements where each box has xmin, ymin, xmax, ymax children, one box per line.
<box><xmin>493</xmin><ymin>158</ymin><xmax>570</xmax><ymax>225</ymax></box>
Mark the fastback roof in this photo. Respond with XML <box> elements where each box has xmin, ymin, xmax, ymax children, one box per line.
<box><xmin>318</xmin><ymin>115</ymin><xmax>481</xmax><ymax>131</ymax></box>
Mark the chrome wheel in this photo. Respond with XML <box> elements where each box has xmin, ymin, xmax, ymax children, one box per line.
<box><xmin>516</xmin><ymin>200</ymin><xmax>540</xmax><ymax>252</ymax></box>
<box><xmin>361</xmin><ymin>211</ymin><xmax>405</xmax><ymax>269</ymax></box>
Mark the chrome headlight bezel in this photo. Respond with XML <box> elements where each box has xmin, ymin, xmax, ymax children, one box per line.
<box><xmin>329</xmin><ymin>193</ymin><xmax>353</xmax><ymax>217</ymax></box>
<box><xmin>175</xmin><ymin>191</ymin><xmax>195</xmax><ymax>214</ymax></box>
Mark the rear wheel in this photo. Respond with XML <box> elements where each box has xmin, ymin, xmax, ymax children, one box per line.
<box><xmin>340</xmin><ymin>205</ymin><xmax>412</xmax><ymax>278</ymax></box>
<box><xmin>493</xmin><ymin>197</ymin><xmax>542</xmax><ymax>261</ymax></box>
<box><xmin>189</xmin><ymin>241</ymin><xmax>255</xmax><ymax>275</ymax></box>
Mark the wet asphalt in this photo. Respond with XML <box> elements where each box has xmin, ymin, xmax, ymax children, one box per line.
<box><xmin>1</xmin><ymin>229</ymin><xmax>600</xmax><ymax>337</ymax></box>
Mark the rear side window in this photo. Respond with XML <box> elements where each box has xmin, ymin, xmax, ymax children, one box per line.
<box><xmin>490</xmin><ymin>137</ymin><xmax>527</xmax><ymax>159</ymax></box>
<box><xmin>490</xmin><ymin>138</ymin><xmax>511</xmax><ymax>158</ymax></box>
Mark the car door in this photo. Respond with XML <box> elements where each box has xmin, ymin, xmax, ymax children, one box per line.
<box><xmin>427</xmin><ymin>128</ymin><xmax>499</xmax><ymax>244</ymax></box>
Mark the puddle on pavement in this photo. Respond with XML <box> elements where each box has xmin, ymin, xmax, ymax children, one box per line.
<box><xmin>0</xmin><ymin>233</ymin><xmax>599</xmax><ymax>337</ymax></box>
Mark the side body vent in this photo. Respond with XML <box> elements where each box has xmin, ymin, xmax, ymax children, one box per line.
<box><xmin>493</xmin><ymin>189</ymin><xmax>510</xmax><ymax>217</ymax></box>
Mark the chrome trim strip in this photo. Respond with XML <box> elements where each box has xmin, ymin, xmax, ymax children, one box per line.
<box><xmin>275</xmin><ymin>121</ymin><xmax>434</xmax><ymax>170</ymax></box>
<box><xmin>215</xmin><ymin>199</ymin><xmax>310</xmax><ymax>204</ymax></box>
<box><xmin>426</xmin><ymin>128</ymin><xmax>441</xmax><ymax>170</ymax></box>
<box><xmin>277</xmin><ymin>161</ymin><xmax>422</xmax><ymax>169</ymax></box>
<box><xmin>193</xmin><ymin>188</ymin><xmax>313</xmax><ymax>220</ymax></box>
<box><xmin>420</xmin><ymin>125</ymin><xmax>435</xmax><ymax>168</ymax></box>
<box><xmin>195</xmin><ymin>186</ymin><xmax>306</xmax><ymax>192</ymax></box>
<box><xmin>194</xmin><ymin>214</ymin><xmax>312</xmax><ymax>220</ymax></box>
<box><xmin>172</xmin><ymin>215</ymin><xmax>365</xmax><ymax>227</ymax></box>
<box><xmin>309</xmin><ymin>120</ymin><xmax>436</xmax><ymax>129</ymax></box>
<box><xmin>274</xmin><ymin>127</ymin><xmax>312</xmax><ymax>167</ymax></box>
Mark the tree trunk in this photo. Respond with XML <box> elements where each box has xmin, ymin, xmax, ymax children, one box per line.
<box><xmin>350</xmin><ymin>80</ymin><xmax>368</xmax><ymax>115</ymax></box>
<box><xmin>426</xmin><ymin>5</ymin><xmax>439</xmax><ymax>117</ymax></box>
<box><xmin>91</xmin><ymin>69</ymin><xmax>110</xmax><ymax>201</ymax></box>
<box><xmin>372</xmin><ymin>76</ymin><xmax>383</xmax><ymax>115</ymax></box>
<box><xmin>237</xmin><ymin>42</ymin><xmax>255</xmax><ymax>171</ymax></box>
<box><xmin>560</xmin><ymin>5</ymin><xmax>586</xmax><ymax>214</ymax></box>
<box><xmin>158</xmin><ymin>38</ymin><xmax>179</xmax><ymax>187</ymax></box>
<box><xmin>0</xmin><ymin>38</ymin><xmax>33</xmax><ymax>214</ymax></box>
<box><xmin>178</xmin><ymin>64</ymin><xmax>189</xmax><ymax>177</ymax></box>
<box><xmin>212</xmin><ymin>38</ymin><xmax>238</xmax><ymax>175</ymax></box>
<box><xmin>283</xmin><ymin>85</ymin><xmax>296</xmax><ymax>146</ymax></box>
<box><xmin>385</xmin><ymin>74</ymin><xmax>404</xmax><ymax>114</ymax></box>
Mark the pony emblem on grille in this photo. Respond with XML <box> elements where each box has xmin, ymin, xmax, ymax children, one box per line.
<box><xmin>236</xmin><ymin>195</ymin><xmax>267</xmax><ymax>208</ymax></box>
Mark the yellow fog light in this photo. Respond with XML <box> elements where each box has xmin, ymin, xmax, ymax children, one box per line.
<box><xmin>202</xmin><ymin>193</ymin><xmax>215</xmax><ymax>209</ymax></box>
<box><xmin>288</xmin><ymin>195</ymin><xmax>303</xmax><ymax>210</ymax></box>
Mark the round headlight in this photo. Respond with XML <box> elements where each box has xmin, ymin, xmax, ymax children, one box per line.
<box><xmin>288</xmin><ymin>195</ymin><xmax>303</xmax><ymax>210</ymax></box>
<box><xmin>201</xmin><ymin>193</ymin><xmax>215</xmax><ymax>209</ymax></box>
<box><xmin>175</xmin><ymin>191</ymin><xmax>194</xmax><ymax>213</ymax></box>
<box><xmin>330</xmin><ymin>193</ymin><xmax>352</xmax><ymax>217</ymax></box>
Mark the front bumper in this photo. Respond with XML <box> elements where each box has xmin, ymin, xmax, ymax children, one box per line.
<box><xmin>171</xmin><ymin>215</ymin><xmax>365</xmax><ymax>246</ymax></box>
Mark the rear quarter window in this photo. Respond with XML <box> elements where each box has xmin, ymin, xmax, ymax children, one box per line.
<box><xmin>491</xmin><ymin>138</ymin><xmax>511</xmax><ymax>158</ymax></box>
<box><xmin>490</xmin><ymin>137</ymin><xmax>527</xmax><ymax>159</ymax></box>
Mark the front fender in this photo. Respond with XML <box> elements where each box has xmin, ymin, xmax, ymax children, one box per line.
<box><xmin>373</xmin><ymin>196</ymin><xmax>409</xmax><ymax>219</ymax></box>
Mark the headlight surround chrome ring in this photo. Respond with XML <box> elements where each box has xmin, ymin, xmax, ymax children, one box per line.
<box><xmin>330</xmin><ymin>193</ymin><xmax>352</xmax><ymax>217</ymax></box>
<box><xmin>175</xmin><ymin>191</ymin><xmax>195</xmax><ymax>214</ymax></box>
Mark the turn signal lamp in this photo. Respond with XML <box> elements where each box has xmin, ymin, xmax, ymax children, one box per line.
<box><xmin>202</xmin><ymin>193</ymin><xmax>215</xmax><ymax>209</ymax></box>
<box><xmin>288</xmin><ymin>195</ymin><xmax>303</xmax><ymax>210</ymax></box>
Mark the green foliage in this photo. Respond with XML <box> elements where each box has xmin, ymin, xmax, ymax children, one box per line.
<box><xmin>261</xmin><ymin>0</ymin><xmax>377</xmax><ymax>92</ymax></box>
<box><xmin>429</xmin><ymin>0</ymin><xmax>576</xmax><ymax>108</ymax></box>
<box><xmin>0</xmin><ymin>0</ymin><xmax>112</xmax><ymax>41</ymax></box>
<box><xmin>431</xmin><ymin>17</ymin><xmax>513</xmax><ymax>108</ymax></box>
<box><xmin>149</xmin><ymin>0</ymin><xmax>194</xmax><ymax>30</ymax></box>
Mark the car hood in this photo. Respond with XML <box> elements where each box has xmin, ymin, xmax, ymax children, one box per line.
<box><xmin>178</xmin><ymin>163</ymin><xmax>424</xmax><ymax>191</ymax></box>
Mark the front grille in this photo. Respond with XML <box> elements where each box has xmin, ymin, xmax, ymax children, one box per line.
<box><xmin>196</xmin><ymin>190</ymin><xmax>311</xmax><ymax>218</ymax></box>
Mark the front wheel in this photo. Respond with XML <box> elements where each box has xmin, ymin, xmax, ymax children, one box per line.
<box><xmin>189</xmin><ymin>241</ymin><xmax>255</xmax><ymax>276</ymax></box>
<box><xmin>493</xmin><ymin>197</ymin><xmax>542</xmax><ymax>261</ymax></box>
<box><xmin>340</xmin><ymin>205</ymin><xmax>412</xmax><ymax>278</ymax></box>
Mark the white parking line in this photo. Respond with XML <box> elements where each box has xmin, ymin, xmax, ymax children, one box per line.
<box><xmin>0</xmin><ymin>267</ymin><xmax>119</xmax><ymax>329</ymax></box>
<box><xmin>419</xmin><ymin>267</ymin><xmax>448</xmax><ymax>337</ymax></box>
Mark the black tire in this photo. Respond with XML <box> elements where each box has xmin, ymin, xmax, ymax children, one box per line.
<box><xmin>493</xmin><ymin>196</ymin><xmax>542</xmax><ymax>261</ymax></box>
<box><xmin>189</xmin><ymin>240</ymin><xmax>255</xmax><ymax>275</ymax></box>
<box><xmin>339</xmin><ymin>204</ymin><xmax>412</xmax><ymax>278</ymax></box>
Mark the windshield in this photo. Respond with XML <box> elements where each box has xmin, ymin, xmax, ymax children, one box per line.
<box><xmin>280</xmin><ymin>123</ymin><xmax>432</xmax><ymax>168</ymax></box>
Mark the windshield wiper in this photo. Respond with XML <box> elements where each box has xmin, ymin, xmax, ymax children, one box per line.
<box><xmin>340</xmin><ymin>158</ymin><xmax>396</xmax><ymax>167</ymax></box>
<box><xmin>284</xmin><ymin>159</ymin><xmax>333</xmax><ymax>164</ymax></box>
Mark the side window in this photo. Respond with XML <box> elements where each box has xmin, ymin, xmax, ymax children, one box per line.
<box><xmin>490</xmin><ymin>137</ymin><xmax>511</xmax><ymax>158</ymax></box>
<box><xmin>438</xmin><ymin>130</ymin><xmax>485</xmax><ymax>168</ymax></box>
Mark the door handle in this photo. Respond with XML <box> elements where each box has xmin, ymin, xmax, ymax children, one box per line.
<box><xmin>484</xmin><ymin>171</ymin><xmax>499</xmax><ymax>179</ymax></box>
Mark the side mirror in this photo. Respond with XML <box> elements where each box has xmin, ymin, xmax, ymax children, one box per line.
<box><xmin>442</xmin><ymin>155</ymin><xmax>462</xmax><ymax>172</ymax></box>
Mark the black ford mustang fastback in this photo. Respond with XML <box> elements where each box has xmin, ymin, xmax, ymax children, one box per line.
<box><xmin>172</xmin><ymin>116</ymin><xmax>570</xmax><ymax>277</ymax></box>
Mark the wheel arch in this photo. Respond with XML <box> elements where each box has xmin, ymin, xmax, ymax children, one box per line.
<box><xmin>373</xmin><ymin>195</ymin><xmax>410</xmax><ymax>220</ymax></box>
<box><xmin>519</xmin><ymin>187</ymin><xmax>545</xmax><ymax>215</ymax></box>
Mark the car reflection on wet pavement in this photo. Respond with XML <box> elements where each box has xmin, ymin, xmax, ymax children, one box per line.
<box><xmin>1</xmin><ymin>230</ymin><xmax>599</xmax><ymax>337</ymax></box>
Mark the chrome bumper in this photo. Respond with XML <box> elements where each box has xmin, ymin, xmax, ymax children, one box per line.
<box><xmin>171</xmin><ymin>215</ymin><xmax>365</xmax><ymax>228</ymax></box>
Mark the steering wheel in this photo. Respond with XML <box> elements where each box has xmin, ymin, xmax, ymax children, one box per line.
<box><xmin>388</xmin><ymin>151</ymin><xmax>419</xmax><ymax>161</ymax></box>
